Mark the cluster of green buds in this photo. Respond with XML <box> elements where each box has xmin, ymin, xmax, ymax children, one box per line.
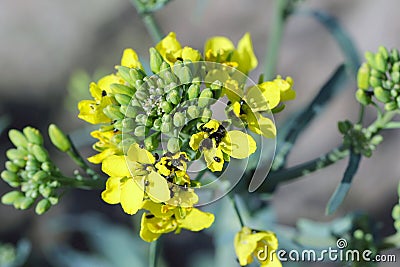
<box><xmin>1</xmin><ymin>125</ymin><xmax>74</xmax><ymax>215</ymax></box>
<box><xmin>356</xmin><ymin>46</ymin><xmax>400</xmax><ymax>110</ymax></box>
<box><xmin>338</xmin><ymin>120</ymin><xmax>383</xmax><ymax>157</ymax></box>
<box><xmin>104</xmin><ymin>49</ymin><xmax>233</xmax><ymax>154</ymax></box>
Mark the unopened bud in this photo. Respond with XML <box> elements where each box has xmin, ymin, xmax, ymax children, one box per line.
<box><xmin>391</xmin><ymin>48</ymin><xmax>400</xmax><ymax>62</ymax></box>
<box><xmin>198</xmin><ymin>88</ymin><xmax>214</xmax><ymax>108</ymax></box>
<box><xmin>144</xmin><ymin>132</ymin><xmax>160</xmax><ymax>151</ymax></box>
<box><xmin>187</xmin><ymin>84</ymin><xmax>200</xmax><ymax>99</ymax></box>
<box><xmin>5</xmin><ymin>161</ymin><xmax>19</xmax><ymax>173</ymax></box>
<box><xmin>130</xmin><ymin>68</ymin><xmax>146</xmax><ymax>83</ymax></box>
<box><xmin>104</xmin><ymin>105</ymin><xmax>124</xmax><ymax>120</ymax></box>
<box><xmin>9</xmin><ymin>129</ymin><xmax>28</xmax><ymax>148</ymax></box>
<box><xmin>32</xmin><ymin>145</ymin><xmax>49</xmax><ymax>163</ymax></box>
<box><xmin>23</xmin><ymin>127</ymin><xmax>43</xmax><ymax>145</ymax></box>
<box><xmin>161</xmin><ymin>101</ymin><xmax>173</xmax><ymax>113</ymax></box>
<box><xmin>374</xmin><ymin>87</ymin><xmax>391</xmax><ymax>103</ymax></box>
<box><xmin>384</xmin><ymin>102</ymin><xmax>398</xmax><ymax>111</ymax></box>
<box><xmin>48</xmin><ymin>124</ymin><xmax>72</xmax><ymax>152</ymax></box>
<box><xmin>117</xmin><ymin>66</ymin><xmax>134</xmax><ymax>86</ymax></box>
<box><xmin>35</xmin><ymin>198</ymin><xmax>51</xmax><ymax>215</ymax></box>
<box><xmin>187</xmin><ymin>106</ymin><xmax>200</xmax><ymax>119</ymax></box>
<box><xmin>357</xmin><ymin>63</ymin><xmax>370</xmax><ymax>90</ymax></box>
<box><xmin>6</xmin><ymin>149</ymin><xmax>28</xmax><ymax>161</ymax></box>
<box><xmin>166</xmin><ymin>89</ymin><xmax>181</xmax><ymax>105</ymax></box>
<box><xmin>1</xmin><ymin>191</ymin><xmax>23</xmax><ymax>205</ymax></box>
<box><xmin>355</xmin><ymin>89</ymin><xmax>371</xmax><ymax>106</ymax></box>
<box><xmin>369</xmin><ymin>76</ymin><xmax>381</xmax><ymax>88</ymax></box>
<box><xmin>374</xmin><ymin>53</ymin><xmax>386</xmax><ymax>73</ymax></box>
<box><xmin>177</xmin><ymin>66</ymin><xmax>193</xmax><ymax>84</ymax></box>
<box><xmin>150</xmin><ymin>47</ymin><xmax>164</xmax><ymax>74</ymax></box>
<box><xmin>110</xmin><ymin>83</ymin><xmax>135</xmax><ymax>96</ymax></box>
<box><xmin>167</xmin><ymin>137</ymin><xmax>180</xmax><ymax>153</ymax></box>
<box><xmin>115</xmin><ymin>94</ymin><xmax>132</xmax><ymax>106</ymax></box>
<box><xmin>173</xmin><ymin>112</ymin><xmax>186</xmax><ymax>127</ymax></box>
<box><xmin>134</xmin><ymin>126</ymin><xmax>147</xmax><ymax>137</ymax></box>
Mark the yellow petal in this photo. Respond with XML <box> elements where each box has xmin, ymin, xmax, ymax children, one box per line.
<box><xmin>234</xmin><ymin>227</ymin><xmax>260</xmax><ymax>266</ymax></box>
<box><xmin>140</xmin><ymin>213</ymin><xmax>162</xmax><ymax>242</ymax></box>
<box><xmin>101</xmin><ymin>177</ymin><xmax>121</xmax><ymax>204</ymax></box>
<box><xmin>142</xmin><ymin>200</ymin><xmax>174</xmax><ymax>218</ymax></box>
<box><xmin>102</xmin><ymin>155</ymin><xmax>130</xmax><ymax>177</ymax></box>
<box><xmin>89</xmin><ymin>82</ymin><xmax>102</xmax><ymax>100</ymax></box>
<box><xmin>248</xmin><ymin>113</ymin><xmax>277</xmax><ymax>138</ymax></box>
<box><xmin>223</xmin><ymin>79</ymin><xmax>243</xmax><ymax>102</ymax></box>
<box><xmin>221</xmin><ymin>131</ymin><xmax>256</xmax><ymax>159</ymax></box>
<box><xmin>120</xmin><ymin>48</ymin><xmax>143</xmax><ymax>69</ymax></box>
<box><xmin>146</xmin><ymin>216</ymin><xmax>177</xmax><ymax>234</ymax></box>
<box><xmin>180</xmin><ymin>46</ymin><xmax>202</xmax><ymax>62</ymax></box>
<box><xmin>88</xmin><ymin>148</ymin><xmax>116</xmax><ymax>164</ymax></box>
<box><xmin>232</xmin><ymin>32</ymin><xmax>258</xmax><ymax>74</ymax></box>
<box><xmin>120</xmin><ymin>178</ymin><xmax>144</xmax><ymax>215</ymax></box>
<box><xmin>78</xmin><ymin>100</ymin><xmax>110</xmax><ymax>124</ymax></box>
<box><xmin>232</xmin><ymin>101</ymin><xmax>241</xmax><ymax>117</ymax></box>
<box><xmin>189</xmin><ymin>132</ymin><xmax>207</xmax><ymax>151</ymax></box>
<box><xmin>204</xmin><ymin>36</ymin><xmax>235</xmax><ymax>62</ymax></box>
<box><xmin>146</xmin><ymin>171</ymin><xmax>170</xmax><ymax>203</ymax></box>
<box><xmin>202</xmin><ymin>119</ymin><xmax>221</xmax><ymax>133</ymax></box>
<box><xmin>98</xmin><ymin>74</ymin><xmax>120</xmax><ymax>94</ymax></box>
<box><xmin>127</xmin><ymin>143</ymin><xmax>155</xmax><ymax>164</ymax></box>
<box><xmin>156</xmin><ymin>32</ymin><xmax>182</xmax><ymax>62</ymax></box>
<box><xmin>258</xmin><ymin>81</ymin><xmax>282</xmax><ymax>110</ymax></box>
<box><xmin>204</xmin><ymin>146</ymin><xmax>224</xmax><ymax>172</ymax></box>
<box><xmin>179</xmin><ymin>208</ymin><xmax>214</xmax><ymax>231</ymax></box>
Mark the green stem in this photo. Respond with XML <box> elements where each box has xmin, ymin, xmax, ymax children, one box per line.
<box><xmin>54</xmin><ymin>175</ymin><xmax>104</xmax><ymax>190</ymax></box>
<box><xmin>230</xmin><ymin>194</ymin><xmax>245</xmax><ymax>227</ymax></box>
<box><xmin>66</xmin><ymin>137</ymin><xmax>100</xmax><ymax>180</ymax></box>
<box><xmin>259</xmin><ymin>146</ymin><xmax>349</xmax><ymax>192</ymax></box>
<box><xmin>381</xmin><ymin>233</ymin><xmax>400</xmax><ymax>250</ymax></box>
<box><xmin>130</xmin><ymin>0</ymin><xmax>164</xmax><ymax>44</ymax></box>
<box><xmin>149</xmin><ymin>240</ymin><xmax>158</xmax><ymax>267</ymax></box>
<box><xmin>264</xmin><ymin>0</ymin><xmax>288</xmax><ymax>81</ymax></box>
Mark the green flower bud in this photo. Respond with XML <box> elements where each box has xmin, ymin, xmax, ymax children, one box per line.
<box><xmin>6</xmin><ymin>148</ymin><xmax>28</xmax><ymax>161</ymax></box>
<box><xmin>135</xmin><ymin>90</ymin><xmax>149</xmax><ymax>101</ymax></box>
<box><xmin>144</xmin><ymin>132</ymin><xmax>160</xmax><ymax>151</ymax></box>
<box><xmin>370</xmin><ymin>78</ymin><xmax>382</xmax><ymax>89</ymax></box>
<box><xmin>391</xmin><ymin>48</ymin><xmax>400</xmax><ymax>62</ymax></box>
<box><xmin>48</xmin><ymin>196</ymin><xmax>58</xmax><ymax>205</ymax></box>
<box><xmin>382</xmin><ymin>80</ymin><xmax>394</xmax><ymax>90</ymax></box>
<box><xmin>48</xmin><ymin>124</ymin><xmax>72</xmax><ymax>152</ymax></box>
<box><xmin>161</xmin><ymin>101</ymin><xmax>173</xmax><ymax>113</ymax></box>
<box><xmin>379</xmin><ymin>46</ymin><xmax>389</xmax><ymax>60</ymax></box>
<box><xmin>393</xmin><ymin>204</ymin><xmax>400</xmax><ymax>220</ymax></box>
<box><xmin>198</xmin><ymin>88</ymin><xmax>214</xmax><ymax>108</ymax></box>
<box><xmin>104</xmin><ymin>105</ymin><xmax>124</xmax><ymax>120</ymax></box>
<box><xmin>392</xmin><ymin>72</ymin><xmax>400</xmax><ymax>84</ymax></box>
<box><xmin>25</xmin><ymin>160</ymin><xmax>40</xmax><ymax>172</ymax></box>
<box><xmin>35</xmin><ymin>198</ymin><xmax>51</xmax><ymax>215</ymax></box>
<box><xmin>32</xmin><ymin>145</ymin><xmax>49</xmax><ymax>163</ymax></box>
<box><xmin>13</xmin><ymin>159</ymin><xmax>26</xmax><ymax>168</ymax></box>
<box><xmin>397</xmin><ymin>96</ymin><xmax>400</xmax><ymax>107</ymax></box>
<box><xmin>1</xmin><ymin>170</ymin><xmax>19</xmax><ymax>185</ymax></box>
<box><xmin>374</xmin><ymin>86</ymin><xmax>391</xmax><ymax>103</ymax></box>
<box><xmin>113</xmin><ymin>120</ymin><xmax>123</xmax><ymax>131</ymax></box>
<box><xmin>41</xmin><ymin>162</ymin><xmax>53</xmax><ymax>172</ymax></box>
<box><xmin>136</xmin><ymin>114</ymin><xmax>148</xmax><ymax>125</ymax></box>
<box><xmin>5</xmin><ymin>161</ymin><xmax>19</xmax><ymax>173</ymax></box>
<box><xmin>1</xmin><ymin>191</ymin><xmax>24</xmax><ymax>205</ymax></box>
<box><xmin>39</xmin><ymin>185</ymin><xmax>52</xmax><ymax>198</ymax></box>
<box><xmin>393</xmin><ymin>62</ymin><xmax>400</xmax><ymax>72</ymax></box>
<box><xmin>201</xmin><ymin>108</ymin><xmax>212</xmax><ymax>122</ymax></box>
<box><xmin>371</xmin><ymin>135</ymin><xmax>383</xmax><ymax>146</ymax></box>
<box><xmin>166</xmin><ymin>89</ymin><xmax>181</xmax><ymax>105</ymax></box>
<box><xmin>162</xmin><ymin>114</ymin><xmax>172</xmax><ymax>122</ymax></box>
<box><xmin>150</xmin><ymin>47</ymin><xmax>164</xmax><ymax>74</ymax></box>
<box><xmin>187</xmin><ymin>84</ymin><xmax>200</xmax><ymax>99</ymax></box>
<box><xmin>153</xmin><ymin>118</ymin><xmax>162</xmax><ymax>130</ymax></box>
<box><xmin>173</xmin><ymin>112</ymin><xmax>186</xmax><ymax>127</ymax></box>
<box><xmin>134</xmin><ymin>126</ymin><xmax>147</xmax><ymax>137</ymax></box>
<box><xmin>161</xmin><ymin>121</ymin><xmax>172</xmax><ymax>133</ymax></box>
<box><xmin>161</xmin><ymin>70</ymin><xmax>178</xmax><ymax>85</ymax></box>
<box><xmin>135</xmin><ymin>79</ymin><xmax>145</xmax><ymax>90</ymax></box>
<box><xmin>391</xmin><ymin>89</ymin><xmax>398</xmax><ymax>98</ymax></box>
<box><xmin>20</xmin><ymin>197</ymin><xmax>35</xmax><ymax>210</ymax></box>
<box><xmin>130</xmin><ymin>68</ymin><xmax>146</xmax><ymax>83</ymax></box>
<box><xmin>395</xmin><ymin>220</ymin><xmax>400</xmax><ymax>232</ymax></box>
<box><xmin>364</xmin><ymin>51</ymin><xmax>376</xmax><ymax>68</ymax></box>
<box><xmin>23</xmin><ymin>127</ymin><xmax>43</xmax><ymax>145</ymax></box>
<box><xmin>187</xmin><ymin>106</ymin><xmax>200</xmax><ymax>119</ymax></box>
<box><xmin>143</xmin><ymin>76</ymin><xmax>157</xmax><ymax>88</ymax></box>
<box><xmin>374</xmin><ymin>53</ymin><xmax>386</xmax><ymax>73</ymax></box>
<box><xmin>167</xmin><ymin>137</ymin><xmax>180</xmax><ymax>153</ymax></box>
<box><xmin>124</xmin><ymin>105</ymin><xmax>138</xmax><ymax>118</ymax></box>
<box><xmin>110</xmin><ymin>83</ymin><xmax>135</xmax><ymax>96</ymax></box>
<box><xmin>357</xmin><ymin>63</ymin><xmax>370</xmax><ymax>90</ymax></box>
<box><xmin>122</xmin><ymin>118</ymin><xmax>136</xmax><ymax>132</ymax></box>
<box><xmin>115</xmin><ymin>94</ymin><xmax>132</xmax><ymax>106</ymax></box>
<box><xmin>32</xmin><ymin>171</ymin><xmax>49</xmax><ymax>182</ymax></box>
<box><xmin>117</xmin><ymin>66</ymin><xmax>134</xmax><ymax>86</ymax></box>
<box><xmin>177</xmin><ymin>66</ymin><xmax>193</xmax><ymax>84</ymax></box>
<box><xmin>338</xmin><ymin>120</ymin><xmax>352</xmax><ymax>134</ymax></box>
<box><xmin>384</xmin><ymin>102</ymin><xmax>398</xmax><ymax>111</ymax></box>
<box><xmin>8</xmin><ymin>129</ymin><xmax>28</xmax><ymax>148</ymax></box>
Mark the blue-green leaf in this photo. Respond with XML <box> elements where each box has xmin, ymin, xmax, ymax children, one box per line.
<box><xmin>326</xmin><ymin>152</ymin><xmax>361</xmax><ymax>215</ymax></box>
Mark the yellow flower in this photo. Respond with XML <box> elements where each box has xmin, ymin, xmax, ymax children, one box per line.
<box><xmin>234</xmin><ymin>227</ymin><xmax>282</xmax><ymax>267</ymax></box>
<box><xmin>155</xmin><ymin>152</ymin><xmax>191</xmax><ymax>186</ymax></box>
<box><xmin>156</xmin><ymin>32</ymin><xmax>202</xmax><ymax>65</ymax></box>
<box><xmin>77</xmin><ymin>74</ymin><xmax>120</xmax><ymax>124</ymax></box>
<box><xmin>228</xmin><ymin>76</ymin><xmax>295</xmax><ymax>138</ymax></box>
<box><xmin>139</xmin><ymin>201</ymin><xmax>214</xmax><ymax>242</ymax></box>
<box><xmin>87</xmin><ymin>129</ymin><xmax>120</xmax><ymax>164</ymax></box>
<box><xmin>204</xmin><ymin>32</ymin><xmax>258</xmax><ymax>74</ymax></box>
<box><xmin>101</xmin><ymin>143</ymin><xmax>170</xmax><ymax>215</ymax></box>
<box><xmin>189</xmin><ymin>119</ymin><xmax>256</xmax><ymax>172</ymax></box>
<box><xmin>119</xmin><ymin>48</ymin><xmax>143</xmax><ymax>69</ymax></box>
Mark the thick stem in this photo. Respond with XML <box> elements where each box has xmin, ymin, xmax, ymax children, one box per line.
<box><xmin>264</xmin><ymin>0</ymin><xmax>288</xmax><ymax>81</ymax></box>
<box><xmin>149</xmin><ymin>240</ymin><xmax>159</xmax><ymax>267</ymax></box>
<box><xmin>130</xmin><ymin>0</ymin><xmax>164</xmax><ymax>44</ymax></box>
<box><xmin>54</xmin><ymin>175</ymin><xmax>104</xmax><ymax>190</ymax></box>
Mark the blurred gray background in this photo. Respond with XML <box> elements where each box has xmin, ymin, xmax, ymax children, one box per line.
<box><xmin>1</xmin><ymin>0</ymin><xmax>400</xmax><ymax>266</ymax></box>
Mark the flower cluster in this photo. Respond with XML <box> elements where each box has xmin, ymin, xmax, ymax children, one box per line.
<box><xmin>1</xmin><ymin>126</ymin><xmax>67</xmax><ymax>214</ymax></box>
<box><xmin>356</xmin><ymin>46</ymin><xmax>400</xmax><ymax>110</ymax></box>
<box><xmin>77</xmin><ymin>32</ymin><xmax>295</xmax><ymax>242</ymax></box>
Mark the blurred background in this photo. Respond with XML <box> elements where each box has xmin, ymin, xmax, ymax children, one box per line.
<box><xmin>1</xmin><ymin>0</ymin><xmax>399</xmax><ymax>266</ymax></box>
